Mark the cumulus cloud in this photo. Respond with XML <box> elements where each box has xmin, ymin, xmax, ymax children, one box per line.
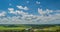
<box><xmin>8</xmin><ymin>8</ymin><xmax>14</xmax><ymax>11</ymax></box>
<box><xmin>15</xmin><ymin>10</ymin><xmax>28</xmax><ymax>15</ymax></box>
<box><xmin>1</xmin><ymin>8</ymin><xmax>60</xmax><ymax>24</ymax></box>
<box><xmin>0</xmin><ymin>7</ymin><xmax>60</xmax><ymax>24</ymax></box>
<box><xmin>0</xmin><ymin>11</ymin><xmax>6</xmax><ymax>17</ymax></box>
<box><xmin>38</xmin><ymin>8</ymin><xmax>53</xmax><ymax>16</ymax></box>
<box><xmin>0</xmin><ymin>13</ymin><xmax>60</xmax><ymax>24</ymax></box>
<box><xmin>53</xmin><ymin>10</ymin><xmax>60</xmax><ymax>13</ymax></box>
<box><xmin>8</xmin><ymin>8</ymin><xmax>28</xmax><ymax>15</ymax></box>
<box><xmin>17</xmin><ymin>6</ymin><xmax>29</xmax><ymax>10</ymax></box>
<box><xmin>8</xmin><ymin>8</ymin><xmax>14</xmax><ymax>13</ymax></box>
<box><xmin>8</xmin><ymin>8</ymin><xmax>17</xmax><ymax>14</ymax></box>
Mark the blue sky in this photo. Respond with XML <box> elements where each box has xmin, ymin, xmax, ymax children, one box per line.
<box><xmin>0</xmin><ymin>0</ymin><xmax>60</xmax><ymax>24</ymax></box>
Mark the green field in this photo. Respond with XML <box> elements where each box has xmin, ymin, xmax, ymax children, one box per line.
<box><xmin>0</xmin><ymin>24</ymin><xmax>60</xmax><ymax>32</ymax></box>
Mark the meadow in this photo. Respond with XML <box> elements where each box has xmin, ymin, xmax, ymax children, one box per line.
<box><xmin>0</xmin><ymin>24</ymin><xmax>60</xmax><ymax>32</ymax></box>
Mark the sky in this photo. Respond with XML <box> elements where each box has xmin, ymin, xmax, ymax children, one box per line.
<box><xmin>0</xmin><ymin>0</ymin><xmax>60</xmax><ymax>24</ymax></box>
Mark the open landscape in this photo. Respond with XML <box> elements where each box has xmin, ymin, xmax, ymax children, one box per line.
<box><xmin>0</xmin><ymin>0</ymin><xmax>60</xmax><ymax>32</ymax></box>
<box><xmin>0</xmin><ymin>24</ymin><xmax>60</xmax><ymax>32</ymax></box>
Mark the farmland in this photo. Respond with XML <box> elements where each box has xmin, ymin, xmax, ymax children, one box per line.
<box><xmin>0</xmin><ymin>24</ymin><xmax>60</xmax><ymax>32</ymax></box>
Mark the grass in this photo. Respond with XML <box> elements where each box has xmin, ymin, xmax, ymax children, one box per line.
<box><xmin>0</xmin><ymin>27</ymin><xmax>27</xmax><ymax>30</ymax></box>
<box><xmin>0</xmin><ymin>25</ymin><xmax>60</xmax><ymax>32</ymax></box>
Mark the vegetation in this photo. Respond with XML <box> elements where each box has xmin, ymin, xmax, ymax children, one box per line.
<box><xmin>0</xmin><ymin>24</ymin><xmax>60</xmax><ymax>32</ymax></box>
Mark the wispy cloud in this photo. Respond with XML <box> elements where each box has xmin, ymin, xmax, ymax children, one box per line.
<box><xmin>0</xmin><ymin>11</ymin><xmax>6</xmax><ymax>17</ymax></box>
<box><xmin>17</xmin><ymin>5</ymin><xmax>29</xmax><ymax>10</ymax></box>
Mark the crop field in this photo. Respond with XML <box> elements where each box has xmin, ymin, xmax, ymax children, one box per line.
<box><xmin>0</xmin><ymin>24</ymin><xmax>60</xmax><ymax>32</ymax></box>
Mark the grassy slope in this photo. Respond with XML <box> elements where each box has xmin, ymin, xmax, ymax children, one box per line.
<box><xmin>0</xmin><ymin>27</ymin><xmax>28</xmax><ymax>30</ymax></box>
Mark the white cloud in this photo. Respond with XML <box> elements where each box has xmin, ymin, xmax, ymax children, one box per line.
<box><xmin>17</xmin><ymin>5</ymin><xmax>29</xmax><ymax>10</ymax></box>
<box><xmin>8</xmin><ymin>8</ymin><xmax>14</xmax><ymax>13</ymax></box>
<box><xmin>8</xmin><ymin>8</ymin><xmax>17</xmax><ymax>14</ymax></box>
<box><xmin>36</xmin><ymin>1</ymin><xmax>40</xmax><ymax>4</ymax></box>
<box><xmin>46</xmin><ymin>9</ymin><xmax>53</xmax><ymax>13</ymax></box>
<box><xmin>8</xmin><ymin>8</ymin><xmax>14</xmax><ymax>11</ymax></box>
<box><xmin>53</xmin><ymin>10</ymin><xmax>60</xmax><ymax>13</ymax></box>
<box><xmin>17</xmin><ymin>6</ymin><xmax>23</xmax><ymax>9</ymax></box>
<box><xmin>24</xmin><ymin>6</ymin><xmax>29</xmax><ymax>10</ymax></box>
<box><xmin>38</xmin><ymin>8</ymin><xmax>46</xmax><ymax>16</ymax></box>
<box><xmin>0</xmin><ymin>7</ymin><xmax>60</xmax><ymax>24</ymax></box>
<box><xmin>38</xmin><ymin>8</ymin><xmax>53</xmax><ymax>16</ymax></box>
<box><xmin>0</xmin><ymin>11</ymin><xmax>6</xmax><ymax>17</ymax></box>
<box><xmin>37</xmin><ymin>8</ymin><xmax>60</xmax><ymax>23</ymax></box>
<box><xmin>0</xmin><ymin>13</ymin><xmax>60</xmax><ymax>24</ymax></box>
<box><xmin>8</xmin><ymin>8</ymin><xmax>28</xmax><ymax>16</ymax></box>
<box><xmin>15</xmin><ymin>10</ymin><xmax>28</xmax><ymax>15</ymax></box>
